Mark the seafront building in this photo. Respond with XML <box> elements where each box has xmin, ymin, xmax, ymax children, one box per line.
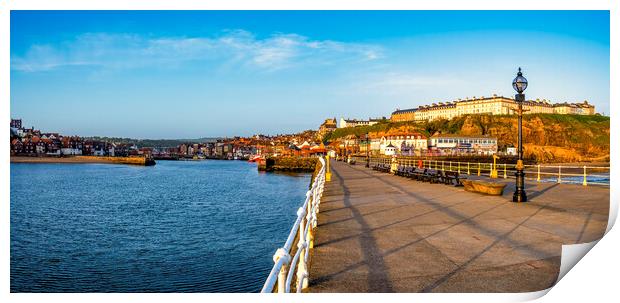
<box><xmin>339</xmin><ymin>130</ymin><xmax>497</xmax><ymax>157</ymax></box>
<box><xmin>370</xmin><ymin>133</ymin><xmax>429</xmax><ymax>156</ymax></box>
<box><xmin>391</xmin><ymin>95</ymin><xmax>596</xmax><ymax>122</ymax></box>
<box><xmin>339</xmin><ymin>117</ymin><xmax>385</xmax><ymax>128</ymax></box>
<box><xmin>428</xmin><ymin>134</ymin><xmax>498</xmax><ymax>156</ymax></box>
<box><xmin>10</xmin><ymin>118</ymin><xmax>22</xmax><ymax>129</ymax></box>
<box><xmin>317</xmin><ymin>118</ymin><xmax>337</xmax><ymax>140</ymax></box>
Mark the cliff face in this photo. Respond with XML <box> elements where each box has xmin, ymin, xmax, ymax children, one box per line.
<box><xmin>327</xmin><ymin>114</ymin><xmax>610</xmax><ymax>163</ymax></box>
<box><xmin>459</xmin><ymin>115</ymin><xmax>609</xmax><ymax>163</ymax></box>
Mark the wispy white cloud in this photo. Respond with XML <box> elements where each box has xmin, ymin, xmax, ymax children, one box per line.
<box><xmin>370</xmin><ymin>72</ymin><xmax>466</xmax><ymax>90</ymax></box>
<box><xmin>347</xmin><ymin>71</ymin><xmax>470</xmax><ymax>98</ymax></box>
<box><xmin>11</xmin><ymin>30</ymin><xmax>382</xmax><ymax>72</ymax></box>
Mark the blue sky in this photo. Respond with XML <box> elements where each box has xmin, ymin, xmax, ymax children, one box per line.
<box><xmin>11</xmin><ymin>11</ymin><xmax>609</xmax><ymax>139</ymax></box>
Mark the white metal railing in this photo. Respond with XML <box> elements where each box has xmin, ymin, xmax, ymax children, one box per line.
<box><xmin>261</xmin><ymin>157</ymin><xmax>326</xmax><ymax>293</ymax></box>
<box><xmin>355</xmin><ymin>155</ymin><xmax>609</xmax><ymax>187</ymax></box>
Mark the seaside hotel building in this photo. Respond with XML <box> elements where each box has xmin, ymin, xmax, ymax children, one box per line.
<box><xmin>391</xmin><ymin>95</ymin><xmax>596</xmax><ymax>122</ymax></box>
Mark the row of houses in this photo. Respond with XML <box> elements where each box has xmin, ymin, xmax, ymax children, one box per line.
<box><xmin>11</xmin><ymin>118</ymin><xmax>329</xmax><ymax>160</ymax></box>
<box><xmin>151</xmin><ymin>141</ymin><xmax>255</xmax><ymax>159</ymax></box>
<box><xmin>391</xmin><ymin>95</ymin><xmax>596</xmax><ymax>122</ymax></box>
<box><xmin>151</xmin><ymin>133</ymin><xmax>325</xmax><ymax>160</ymax></box>
<box><xmin>338</xmin><ymin>117</ymin><xmax>386</xmax><ymax>128</ymax></box>
<box><xmin>10</xmin><ymin>136</ymin><xmax>137</xmax><ymax>157</ymax></box>
<box><xmin>284</xmin><ymin>141</ymin><xmax>327</xmax><ymax>157</ymax></box>
<box><xmin>338</xmin><ymin>132</ymin><xmax>499</xmax><ymax>156</ymax></box>
<box><xmin>10</xmin><ymin>119</ymin><xmax>139</xmax><ymax>157</ymax></box>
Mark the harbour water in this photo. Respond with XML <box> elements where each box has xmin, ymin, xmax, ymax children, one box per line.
<box><xmin>10</xmin><ymin>160</ymin><xmax>311</xmax><ymax>292</ymax></box>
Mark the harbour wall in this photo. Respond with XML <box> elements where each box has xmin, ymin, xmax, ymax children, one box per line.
<box><xmin>257</xmin><ymin>157</ymin><xmax>318</xmax><ymax>173</ymax></box>
<box><xmin>10</xmin><ymin>155</ymin><xmax>156</xmax><ymax>166</ymax></box>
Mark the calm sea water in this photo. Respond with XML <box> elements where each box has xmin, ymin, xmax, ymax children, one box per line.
<box><xmin>10</xmin><ymin>160</ymin><xmax>311</xmax><ymax>292</ymax></box>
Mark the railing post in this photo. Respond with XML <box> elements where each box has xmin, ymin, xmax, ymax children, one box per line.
<box><xmin>583</xmin><ymin>166</ymin><xmax>588</xmax><ymax>186</ymax></box>
<box><xmin>558</xmin><ymin>166</ymin><xmax>562</xmax><ymax>183</ymax></box>
<box><xmin>298</xmin><ymin>207</ymin><xmax>306</xmax><ymax>245</ymax></box>
<box><xmin>503</xmin><ymin>163</ymin><xmax>507</xmax><ymax>179</ymax></box>
<box><xmin>325</xmin><ymin>155</ymin><xmax>331</xmax><ymax>182</ymax></box>
<box><xmin>458</xmin><ymin>162</ymin><xmax>461</xmax><ymax>174</ymax></box>
<box><xmin>442</xmin><ymin>161</ymin><xmax>445</xmax><ymax>171</ymax></box>
<box><xmin>467</xmin><ymin>162</ymin><xmax>470</xmax><ymax>175</ymax></box>
<box><xmin>307</xmin><ymin>224</ymin><xmax>315</xmax><ymax>249</ymax></box>
<box><xmin>278</xmin><ymin>264</ymin><xmax>288</xmax><ymax>293</ymax></box>
<box><xmin>312</xmin><ymin>190</ymin><xmax>319</xmax><ymax>229</ymax></box>
<box><xmin>273</xmin><ymin>248</ymin><xmax>291</xmax><ymax>293</ymax></box>
<box><xmin>477</xmin><ymin>162</ymin><xmax>481</xmax><ymax>176</ymax></box>
<box><xmin>390</xmin><ymin>156</ymin><xmax>398</xmax><ymax>174</ymax></box>
<box><xmin>307</xmin><ymin>195</ymin><xmax>313</xmax><ymax>228</ymax></box>
<box><xmin>296</xmin><ymin>206</ymin><xmax>308</xmax><ymax>290</ymax></box>
<box><xmin>296</xmin><ymin>246</ymin><xmax>308</xmax><ymax>291</ymax></box>
<box><xmin>537</xmin><ymin>164</ymin><xmax>540</xmax><ymax>182</ymax></box>
<box><xmin>449</xmin><ymin>161</ymin><xmax>452</xmax><ymax>171</ymax></box>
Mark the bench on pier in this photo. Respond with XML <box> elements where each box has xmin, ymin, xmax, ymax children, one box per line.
<box><xmin>420</xmin><ymin>169</ymin><xmax>441</xmax><ymax>183</ymax></box>
<box><xmin>372</xmin><ymin>163</ymin><xmax>391</xmax><ymax>173</ymax></box>
<box><xmin>440</xmin><ymin>171</ymin><xmax>465</xmax><ymax>187</ymax></box>
<box><xmin>396</xmin><ymin>165</ymin><xmax>414</xmax><ymax>177</ymax></box>
<box><xmin>395</xmin><ymin>165</ymin><xmax>405</xmax><ymax>176</ymax></box>
<box><xmin>461</xmin><ymin>180</ymin><xmax>506</xmax><ymax>196</ymax></box>
<box><xmin>406</xmin><ymin>168</ymin><xmax>426</xmax><ymax>180</ymax></box>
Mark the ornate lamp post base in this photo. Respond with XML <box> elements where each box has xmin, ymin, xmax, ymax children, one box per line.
<box><xmin>512</xmin><ymin>169</ymin><xmax>528</xmax><ymax>202</ymax></box>
<box><xmin>513</xmin><ymin>191</ymin><xmax>527</xmax><ymax>202</ymax></box>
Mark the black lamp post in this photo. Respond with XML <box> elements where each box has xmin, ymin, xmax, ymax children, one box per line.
<box><xmin>365</xmin><ymin>133</ymin><xmax>370</xmax><ymax>167</ymax></box>
<box><xmin>512</xmin><ymin>67</ymin><xmax>528</xmax><ymax>203</ymax></box>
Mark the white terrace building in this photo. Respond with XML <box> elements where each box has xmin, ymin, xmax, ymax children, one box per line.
<box><xmin>428</xmin><ymin>134</ymin><xmax>498</xmax><ymax>156</ymax></box>
<box><xmin>370</xmin><ymin>133</ymin><xmax>428</xmax><ymax>156</ymax></box>
<box><xmin>391</xmin><ymin>95</ymin><xmax>595</xmax><ymax>122</ymax></box>
<box><xmin>339</xmin><ymin>117</ymin><xmax>384</xmax><ymax>128</ymax></box>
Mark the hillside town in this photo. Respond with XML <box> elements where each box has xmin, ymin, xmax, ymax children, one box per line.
<box><xmin>9</xmin><ymin>117</ymin><xmax>500</xmax><ymax>161</ymax></box>
<box><xmin>9</xmin><ymin>119</ymin><xmax>326</xmax><ymax>160</ymax></box>
<box><xmin>9</xmin><ymin>95</ymin><xmax>598</xmax><ymax>162</ymax></box>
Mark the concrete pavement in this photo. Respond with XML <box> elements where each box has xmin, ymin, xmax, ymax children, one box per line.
<box><xmin>308</xmin><ymin>160</ymin><xmax>609</xmax><ymax>292</ymax></box>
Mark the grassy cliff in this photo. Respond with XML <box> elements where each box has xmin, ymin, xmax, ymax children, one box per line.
<box><xmin>324</xmin><ymin>114</ymin><xmax>610</xmax><ymax>163</ymax></box>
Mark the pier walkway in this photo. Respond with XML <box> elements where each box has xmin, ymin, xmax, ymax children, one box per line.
<box><xmin>308</xmin><ymin>160</ymin><xmax>609</xmax><ymax>292</ymax></box>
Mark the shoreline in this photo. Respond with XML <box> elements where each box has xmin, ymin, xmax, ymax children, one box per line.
<box><xmin>10</xmin><ymin>156</ymin><xmax>155</xmax><ymax>166</ymax></box>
